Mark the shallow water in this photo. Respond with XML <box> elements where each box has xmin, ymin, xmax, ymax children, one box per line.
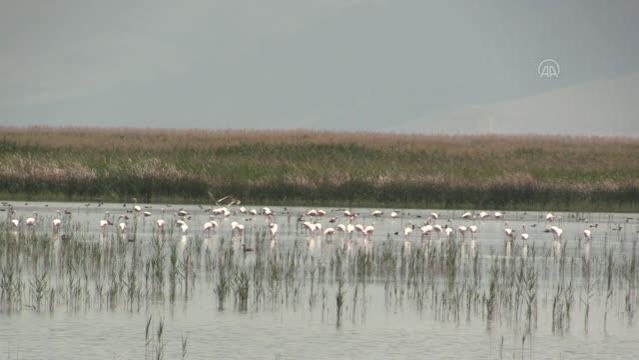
<box><xmin>1</xmin><ymin>202</ymin><xmax>638</xmax><ymax>359</ymax></box>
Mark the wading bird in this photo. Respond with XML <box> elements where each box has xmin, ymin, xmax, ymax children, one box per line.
<box><xmin>52</xmin><ymin>218</ymin><xmax>62</xmax><ymax>230</ymax></box>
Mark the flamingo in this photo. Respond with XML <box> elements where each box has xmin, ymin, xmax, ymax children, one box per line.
<box><xmin>317</xmin><ymin>209</ymin><xmax>327</xmax><ymax>217</ymax></box>
<box><xmin>262</xmin><ymin>207</ymin><xmax>273</xmax><ymax>216</ymax></box>
<box><xmin>118</xmin><ymin>222</ymin><xmax>127</xmax><ymax>233</ymax></box>
<box><xmin>433</xmin><ymin>224</ymin><xmax>443</xmax><ymax>238</ymax></box>
<box><xmin>458</xmin><ymin>225</ymin><xmax>468</xmax><ymax>240</ymax></box>
<box><xmin>156</xmin><ymin>219</ymin><xmax>166</xmax><ymax>232</ymax></box>
<box><xmin>11</xmin><ymin>219</ymin><xmax>19</xmax><ymax>228</ymax></box>
<box><xmin>390</xmin><ymin>211</ymin><xmax>399</xmax><ymax>219</ymax></box>
<box><xmin>346</xmin><ymin>224</ymin><xmax>355</xmax><ymax>234</ymax></box>
<box><xmin>403</xmin><ymin>226</ymin><xmax>413</xmax><ymax>239</ymax></box>
<box><xmin>324</xmin><ymin>227</ymin><xmax>336</xmax><ymax>238</ymax></box>
<box><xmin>177</xmin><ymin>209</ymin><xmax>189</xmax><ymax>217</ymax></box>
<box><xmin>143</xmin><ymin>211</ymin><xmax>152</xmax><ymax>217</ymax></box>
<box><xmin>52</xmin><ymin>218</ymin><xmax>62</xmax><ymax>230</ymax></box>
<box><xmin>355</xmin><ymin>224</ymin><xmax>365</xmax><ymax>234</ymax></box>
<box><xmin>444</xmin><ymin>226</ymin><xmax>454</xmax><ymax>239</ymax></box>
<box><xmin>468</xmin><ymin>225</ymin><xmax>478</xmax><ymax>239</ymax></box>
<box><xmin>461</xmin><ymin>212</ymin><xmax>472</xmax><ymax>220</ymax></box>
<box><xmin>479</xmin><ymin>211</ymin><xmax>489</xmax><ymax>219</ymax></box>
<box><xmin>269</xmin><ymin>223</ymin><xmax>279</xmax><ymax>239</ymax></box>
<box><xmin>336</xmin><ymin>224</ymin><xmax>347</xmax><ymax>233</ymax></box>
<box><xmin>203</xmin><ymin>221</ymin><xmax>218</xmax><ymax>233</ymax></box>
<box><xmin>100</xmin><ymin>219</ymin><xmax>113</xmax><ymax>229</ymax></box>
<box><xmin>307</xmin><ymin>209</ymin><xmax>319</xmax><ymax>217</ymax></box>
<box><xmin>239</xmin><ymin>207</ymin><xmax>247</xmax><ymax>214</ymax></box>
<box><xmin>364</xmin><ymin>225</ymin><xmax>374</xmax><ymax>236</ymax></box>
<box><xmin>371</xmin><ymin>210</ymin><xmax>383</xmax><ymax>217</ymax></box>
<box><xmin>545</xmin><ymin>212</ymin><xmax>554</xmax><ymax>222</ymax></box>
<box><xmin>26</xmin><ymin>217</ymin><xmax>36</xmax><ymax>226</ymax></box>
<box><xmin>249</xmin><ymin>209</ymin><xmax>258</xmax><ymax>216</ymax></box>
<box><xmin>504</xmin><ymin>225</ymin><xmax>516</xmax><ymax>240</ymax></box>
<box><xmin>494</xmin><ymin>211</ymin><xmax>504</xmax><ymax>219</ymax></box>
<box><xmin>549</xmin><ymin>225</ymin><xmax>563</xmax><ymax>240</ymax></box>
<box><xmin>420</xmin><ymin>224</ymin><xmax>433</xmax><ymax>238</ymax></box>
<box><xmin>179</xmin><ymin>223</ymin><xmax>189</xmax><ymax>234</ymax></box>
<box><xmin>521</xmin><ymin>224</ymin><xmax>529</xmax><ymax>241</ymax></box>
<box><xmin>343</xmin><ymin>210</ymin><xmax>354</xmax><ymax>217</ymax></box>
<box><xmin>133</xmin><ymin>205</ymin><xmax>142</xmax><ymax>212</ymax></box>
<box><xmin>231</xmin><ymin>221</ymin><xmax>245</xmax><ymax>235</ymax></box>
<box><xmin>431</xmin><ymin>212</ymin><xmax>439</xmax><ymax>220</ymax></box>
<box><xmin>583</xmin><ymin>229</ymin><xmax>592</xmax><ymax>241</ymax></box>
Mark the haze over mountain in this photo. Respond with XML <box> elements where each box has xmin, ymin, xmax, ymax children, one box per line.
<box><xmin>1</xmin><ymin>0</ymin><xmax>638</xmax><ymax>135</ymax></box>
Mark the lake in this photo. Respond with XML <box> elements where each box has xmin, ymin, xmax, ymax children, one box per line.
<box><xmin>1</xmin><ymin>202</ymin><xmax>637</xmax><ymax>359</ymax></box>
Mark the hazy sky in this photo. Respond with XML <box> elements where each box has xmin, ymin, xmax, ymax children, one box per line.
<box><xmin>1</xmin><ymin>0</ymin><xmax>638</xmax><ymax>134</ymax></box>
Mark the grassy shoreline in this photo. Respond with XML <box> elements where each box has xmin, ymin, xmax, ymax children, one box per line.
<box><xmin>1</xmin><ymin>127</ymin><xmax>638</xmax><ymax>212</ymax></box>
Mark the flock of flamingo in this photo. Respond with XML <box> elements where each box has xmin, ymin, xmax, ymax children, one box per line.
<box><xmin>4</xmin><ymin>202</ymin><xmax>598</xmax><ymax>255</ymax></box>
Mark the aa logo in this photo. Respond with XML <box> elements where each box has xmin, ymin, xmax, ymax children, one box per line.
<box><xmin>538</xmin><ymin>59</ymin><xmax>560</xmax><ymax>79</ymax></box>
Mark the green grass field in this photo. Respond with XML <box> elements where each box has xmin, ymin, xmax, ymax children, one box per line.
<box><xmin>1</xmin><ymin>127</ymin><xmax>638</xmax><ymax>211</ymax></box>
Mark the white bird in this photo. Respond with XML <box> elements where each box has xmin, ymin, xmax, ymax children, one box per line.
<box><xmin>133</xmin><ymin>205</ymin><xmax>142</xmax><ymax>212</ymax></box>
<box><xmin>583</xmin><ymin>229</ymin><xmax>592</xmax><ymax>241</ymax></box>
<box><xmin>461</xmin><ymin>212</ymin><xmax>472</xmax><ymax>220</ymax></box>
<box><xmin>179</xmin><ymin>223</ymin><xmax>189</xmax><ymax>234</ymax></box>
<box><xmin>431</xmin><ymin>212</ymin><xmax>439</xmax><ymax>220</ymax></box>
<box><xmin>355</xmin><ymin>224</ymin><xmax>365</xmax><ymax>234</ymax></box>
<box><xmin>100</xmin><ymin>219</ymin><xmax>112</xmax><ymax>228</ymax></box>
<box><xmin>52</xmin><ymin>218</ymin><xmax>62</xmax><ymax>229</ymax></box>
<box><xmin>343</xmin><ymin>210</ymin><xmax>354</xmax><ymax>217</ymax></box>
<box><xmin>346</xmin><ymin>224</ymin><xmax>355</xmax><ymax>234</ymax></box>
<box><xmin>404</xmin><ymin>227</ymin><xmax>413</xmax><ymax>238</ymax></box>
<box><xmin>177</xmin><ymin>209</ymin><xmax>189</xmax><ymax>217</ymax></box>
<box><xmin>262</xmin><ymin>207</ymin><xmax>273</xmax><ymax>216</ymax></box>
<box><xmin>307</xmin><ymin>209</ymin><xmax>319</xmax><ymax>217</ymax></box>
<box><xmin>549</xmin><ymin>225</ymin><xmax>563</xmax><ymax>239</ymax></box>
<box><xmin>324</xmin><ymin>227</ymin><xmax>336</xmax><ymax>237</ymax></box>
<box><xmin>212</xmin><ymin>207</ymin><xmax>230</xmax><ymax>217</ymax></box>
<box><xmin>118</xmin><ymin>222</ymin><xmax>127</xmax><ymax>233</ymax></box>
<box><xmin>504</xmin><ymin>226</ymin><xmax>516</xmax><ymax>240</ymax></box>
<box><xmin>143</xmin><ymin>211</ymin><xmax>152</xmax><ymax>217</ymax></box>
<box><xmin>420</xmin><ymin>224</ymin><xmax>433</xmax><ymax>236</ymax></box>
<box><xmin>26</xmin><ymin>217</ymin><xmax>36</xmax><ymax>226</ymax></box>
<box><xmin>336</xmin><ymin>224</ymin><xmax>347</xmax><ymax>232</ymax></box>
<box><xmin>317</xmin><ymin>209</ymin><xmax>327</xmax><ymax>216</ymax></box>
<box><xmin>479</xmin><ymin>211</ymin><xmax>489</xmax><ymax>219</ymax></box>
<box><xmin>269</xmin><ymin>223</ymin><xmax>279</xmax><ymax>238</ymax></box>
<box><xmin>156</xmin><ymin>219</ymin><xmax>166</xmax><ymax>229</ymax></box>
<box><xmin>239</xmin><ymin>206</ymin><xmax>247</xmax><ymax>214</ymax></box>
<box><xmin>521</xmin><ymin>224</ymin><xmax>529</xmax><ymax>241</ymax></box>
<box><xmin>203</xmin><ymin>221</ymin><xmax>217</xmax><ymax>232</ymax></box>
<box><xmin>303</xmin><ymin>221</ymin><xmax>316</xmax><ymax>233</ymax></box>
<box><xmin>231</xmin><ymin>221</ymin><xmax>245</xmax><ymax>234</ymax></box>
<box><xmin>249</xmin><ymin>209</ymin><xmax>258</xmax><ymax>216</ymax></box>
<box><xmin>494</xmin><ymin>211</ymin><xmax>504</xmax><ymax>219</ymax></box>
<box><xmin>11</xmin><ymin>219</ymin><xmax>19</xmax><ymax>228</ymax></box>
<box><xmin>545</xmin><ymin>212</ymin><xmax>554</xmax><ymax>222</ymax></box>
<box><xmin>371</xmin><ymin>210</ymin><xmax>383</xmax><ymax>217</ymax></box>
<box><xmin>364</xmin><ymin>225</ymin><xmax>375</xmax><ymax>236</ymax></box>
<box><xmin>469</xmin><ymin>225</ymin><xmax>478</xmax><ymax>239</ymax></box>
<box><xmin>390</xmin><ymin>211</ymin><xmax>399</xmax><ymax>218</ymax></box>
<box><xmin>444</xmin><ymin>227</ymin><xmax>454</xmax><ymax>238</ymax></box>
<box><xmin>458</xmin><ymin>225</ymin><xmax>468</xmax><ymax>239</ymax></box>
<box><xmin>176</xmin><ymin>220</ymin><xmax>187</xmax><ymax>227</ymax></box>
<box><xmin>433</xmin><ymin>224</ymin><xmax>443</xmax><ymax>235</ymax></box>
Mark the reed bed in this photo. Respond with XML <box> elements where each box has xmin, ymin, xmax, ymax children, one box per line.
<box><xmin>1</xmin><ymin>127</ymin><xmax>639</xmax><ymax>210</ymax></box>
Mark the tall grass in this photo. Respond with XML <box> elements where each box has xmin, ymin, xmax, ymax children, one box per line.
<box><xmin>1</xmin><ymin>127</ymin><xmax>639</xmax><ymax>210</ymax></box>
